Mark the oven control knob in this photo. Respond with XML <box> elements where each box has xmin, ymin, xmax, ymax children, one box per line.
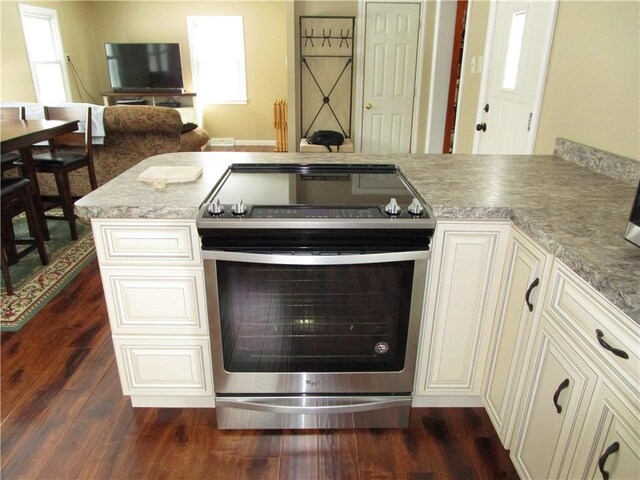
<box><xmin>231</xmin><ymin>199</ymin><xmax>248</xmax><ymax>216</ymax></box>
<box><xmin>385</xmin><ymin>198</ymin><xmax>401</xmax><ymax>216</ymax></box>
<box><xmin>408</xmin><ymin>198</ymin><xmax>425</xmax><ymax>216</ymax></box>
<box><xmin>207</xmin><ymin>199</ymin><xmax>225</xmax><ymax>216</ymax></box>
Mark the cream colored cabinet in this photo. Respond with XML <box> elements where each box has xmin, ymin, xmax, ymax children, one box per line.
<box><xmin>511</xmin><ymin>259</ymin><xmax>639</xmax><ymax>479</ymax></box>
<box><xmin>545</xmin><ymin>262</ymin><xmax>640</xmax><ymax>398</ymax></box>
<box><xmin>92</xmin><ymin>219</ymin><xmax>214</xmax><ymax>407</ymax></box>
<box><xmin>545</xmin><ymin>261</ymin><xmax>640</xmax><ymax>479</ymax></box>
<box><xmin>511</xmin><ymin>315</ymin><xmax>598</xmax><ymax>479</ymax></box>
<box><xmin>483</xmin><ymin>228</ymin><xmax>552</xmax><ymax>448</ymax></box>
<box><xmin>569</xmin><ymin>382</ymin><xmax>640</xmax><ymax>479</ymax></box>
<box><xmin>112</xmin><ymin>337</ymin><xmax>213</xmax><ymax>397</ymax></box>
<box><xmin>101</xmin><ymin>268</ymin><xmax>208</xmax><ymax>335</ymax></box>
<box><xmin>415</xmin><ymin>221</ymin><xmax>510</xmax><ymax>400</ymax></box>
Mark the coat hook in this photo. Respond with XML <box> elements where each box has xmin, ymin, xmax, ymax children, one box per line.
<box><xmin>339</xmin><ymin>29</ymin><xmax>350</xmax><ymax>48</ymax></box>
<box><xmin>322</xmin><ymin>28</ymin><xmax>331</xmax><ymax>47</ymax></box>
<box><xmin>304</xmin><ymin>28</ymin><xmax>314</xmax><ymax>48</ymax></box>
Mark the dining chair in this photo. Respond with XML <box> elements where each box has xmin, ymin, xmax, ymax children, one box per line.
<box><xmin>16</xmin><ymin>106</ymin><xmax>98</xmax><ymax>240</ymax></box>
<box><xmin>0</xmin><ymin>106</ymin><xmax>26</xmax><ymax>177</ymax></box>
<box><xmin>1</xmin><ymin>177</ymin><xmax>49</xmax><ymax>295</ymax></box>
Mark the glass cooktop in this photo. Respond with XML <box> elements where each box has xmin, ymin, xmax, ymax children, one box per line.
<box><xmin>199</xmin><ymin>163</ymin><xmax>434</xmax><ymax>224</ymax></box>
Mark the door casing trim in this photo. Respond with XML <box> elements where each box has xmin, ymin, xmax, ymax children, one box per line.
<box><xmin>471</xmin><ymin>0</ymin><xmax>559</xmax><ymax>154</ymax></box>
<box><xmin>354</xmin><ymin>1</ymin><xmax>428</xmax><ymax>153</ymax></box>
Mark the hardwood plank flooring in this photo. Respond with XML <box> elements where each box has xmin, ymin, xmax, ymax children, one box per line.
<box><xmin>1</xmin><ymin>258</ymin><xmax>520</xmax><ymax>480</ymax></box>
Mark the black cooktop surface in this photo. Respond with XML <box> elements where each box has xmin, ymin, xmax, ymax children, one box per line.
<box><xmin>199</xmin><ymin>163</ymin><xmax>434</xmax><ymax>225</ymax></box>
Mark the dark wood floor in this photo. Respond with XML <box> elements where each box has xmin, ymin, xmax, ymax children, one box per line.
<box><xmin>1</xmin><ymin>259</ymin><xmax>519</xmax><ymax>479</ymax></box>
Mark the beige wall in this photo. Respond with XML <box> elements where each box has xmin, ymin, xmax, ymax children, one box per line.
<box><xmin>88</xmin><ymin>1</ymin><xmax>288</xmax><ymax>141</ymax></box>
<box><xmin>1</xmin><ymin>1</ymin><xmax>288</xmax><ymax>142</ymax></box>
<box><xmin>0</xmin><ymin>1</ymin><xmax>100</xmax><ymax>103</ymax></box>
<box><xmin>3</xmin><ymin>0</ymin><xmax>638</xmax><ymax>158</ymax></box>
<box><xmin>534</xmin><ymin>0</ymin><xmax>639</xmax><ymax>160</ymax></box>
<box><xmin>455</xmin><ymin>0</ymin><xmax>639</xmax><ymax>161</ymax></box>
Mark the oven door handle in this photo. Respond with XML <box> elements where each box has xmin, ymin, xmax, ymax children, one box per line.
<box><xmin>214</xmin><ymin>396</ymin><xmax>411</xmax><ymax>415</ymax></box>
<box><xmin>201</xmin><ymin>250</ymin><xmax>429</xmax><ymax>265</ymax></box>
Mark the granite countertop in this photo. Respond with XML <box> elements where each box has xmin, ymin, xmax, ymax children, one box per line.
<box><xmin>75</xmin><ymin>151</ymin><xmax>640</xmax><ymax>322</ymax></box>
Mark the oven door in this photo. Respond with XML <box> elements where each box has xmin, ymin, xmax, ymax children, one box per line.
<box><xmin>202</xmin><ymin>249</ymin><xmax>429</xmax><ymax>396</ymax></box>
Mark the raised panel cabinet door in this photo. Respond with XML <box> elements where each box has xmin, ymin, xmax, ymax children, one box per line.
<box><xmin>92</xmin><ymin>220</ymin><xmax>201</xmax><ymax>266</ymax></box>
<box><xmin>569</xmin><ymin>383</ymin><xmax>640</xmax><ymax>480</ymax></box>
<box><xmin>484</xmin><ymin>228</ymin><xmax>550</xmax><ymax>448</ymax></box>
<box><xmin>112</xmin><ymin>337</ymin><xmax>213</xmax><ymax>397</ymax></box>
<box><xmin>512</xmin><ymin>317</ymin><xmax>597</xmax><ymax>480</ymax></box>
<box><xmin>418</xmin><ymin>221</ymin><xmax>510</xmax><ymax>396</ymax></box>
<box><xmin>101</xmin><ymin>268</ymin><xmax>208</xmax><ymax>335</ymax></box>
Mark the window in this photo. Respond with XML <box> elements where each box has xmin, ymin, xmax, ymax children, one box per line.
<box><xmin>187</xmin><ymin>16</ymin><xmax>247</xmax><ymax>104</ymax></box>
<box><xmin>19</xmin><ymin>4</ymin><xmax>71</xmax><ymax>103</ymax></box>
<box><xmin>502</xmin><ymin>11</ymin><xmax>527</xmax><ymax>91</ymax></box>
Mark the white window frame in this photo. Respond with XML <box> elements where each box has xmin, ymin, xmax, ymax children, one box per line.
<box><xmin>186</xmin><ymin>16</ymin><xmax>248</xmax><ymax>106</ymax></box>
<box><xmin>18</xmin><ymin>3</ymin><xmax>71</xmax><ymax>103</ymax></box>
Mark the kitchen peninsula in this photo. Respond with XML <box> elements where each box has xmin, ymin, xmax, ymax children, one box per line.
<box><xmin>76</xmin><ymin>148</ymin><xmax>639</xmax><ymax>320</ymax></box>
<box><xmin>76</xmin><ymin>145</ymin><xmax>639</xmax><ymax>477</ymax></box>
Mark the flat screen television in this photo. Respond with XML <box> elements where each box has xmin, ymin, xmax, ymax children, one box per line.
<box><xmin>105</xmin><ymin>43</ymin><xmax>184</xmax><ymax>93</ymax></box>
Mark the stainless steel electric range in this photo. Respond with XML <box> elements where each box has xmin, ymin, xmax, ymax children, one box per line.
<box><xmin>196</xmin><ymin>163</ymin><xmax>435</xmax><ymax>429</ymax></box>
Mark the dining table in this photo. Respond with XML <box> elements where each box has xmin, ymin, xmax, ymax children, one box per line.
<box><xmin>1</xmin><ymin>118</ymin><xmax>79</xmax><ymax>238</ymax></box>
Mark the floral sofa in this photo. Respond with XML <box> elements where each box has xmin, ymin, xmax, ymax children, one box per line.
<box><xmin>35</xmin><ymin>105</ymin><xmax>209</xmax><ymax>197</ymax></box>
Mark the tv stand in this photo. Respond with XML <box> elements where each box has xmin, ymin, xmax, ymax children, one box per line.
<box><xmin>102</xmin><ymin>91</ymin><xmax>197</xmax><ymax>123</ymax></box>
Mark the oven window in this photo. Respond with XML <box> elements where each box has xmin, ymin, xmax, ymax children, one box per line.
<box><xmin>216</xmin><ymin>261</ymin><xmax>414</xmax><ymax>372</ymax></box>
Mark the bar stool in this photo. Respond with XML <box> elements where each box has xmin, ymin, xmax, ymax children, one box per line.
<box><xmin>0</xmin><ymin>106</ymin><xmax>26</xmax><ymax>177</ymax></box>
<box><xmin>15</xmin><ymin>106</ymin><xmax>97</xmax><ymax>240</ymax></box>
<box><xmin>1</xmin><ymin>177</ymin><xmax>49</xmax><ymax>295</ymax></box>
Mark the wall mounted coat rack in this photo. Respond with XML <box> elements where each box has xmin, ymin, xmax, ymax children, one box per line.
<box><xmin>300</xmin><ymin>16</ymin><xmax>355</xmax><ymax>140</ymax></box>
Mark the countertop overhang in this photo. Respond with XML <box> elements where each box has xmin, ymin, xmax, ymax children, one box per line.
<box><xmin>75</xmin><ymin>151</ymin><xmax>640</xmax><ymax>322</ymax></box>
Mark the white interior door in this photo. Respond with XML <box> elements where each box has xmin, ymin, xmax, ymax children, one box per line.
<box><xmin>474</xmin><ymin>0</ymin><xmax>558</xmax><ymax>154</ymax></box>
<box><xmin>361</xmin><ymin>3</ymin><xmax>420</xmax><ymax>154</ymax></box>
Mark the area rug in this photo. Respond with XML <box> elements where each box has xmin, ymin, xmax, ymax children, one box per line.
<box><xmin>1</xmin><ymin>213</ymin><xmax>96</xmax><ymax>332</ymax></box>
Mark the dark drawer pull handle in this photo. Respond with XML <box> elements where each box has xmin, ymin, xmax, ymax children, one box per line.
<box><xmin>553</xmin><ymin>378</ymin><xmax>570</xmax><ymax>414</ymax></box>
<box><xmin>525</xmin><ymin>277</ymin><xmax>540</xmax><ymax>312</ymax></box>
<box><xmin>598</xmin><ymin>441</ymin><xmax>619</xmax><ymax>480</ymax></box>
<box><xmin>596</xmin><ymin>329</ymin><xmax>629</xmax><ymax>359</ymax></box>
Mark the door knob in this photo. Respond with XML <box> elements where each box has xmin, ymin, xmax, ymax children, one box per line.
<box><xmin>476</xmin><ymin>122</ymin><xmax>487</xmax><ymax>132</ymax></box>
<box><xmin>365</xmin><ymin>103</ymin><xmax>372</xmax><ymax>110</ymax></box>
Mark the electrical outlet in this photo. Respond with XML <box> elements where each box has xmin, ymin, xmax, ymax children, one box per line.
<box><xmin>65</xmin><ymin>54</ymin><xmax>71</xmax><ymax>63</ymax></box>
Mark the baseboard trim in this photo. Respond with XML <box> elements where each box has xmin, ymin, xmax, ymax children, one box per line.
<box><xmin>208</xmin><ymin>138</ymin><xmax>235</xmax><ymax>147</ymax></box>
<box><xmin>235</xmin><ymin>139</ymin><xmax>276</xmax><ymax>146</ymax></box>
<box><xmin>209</xmin><ymin>139</ymin><xmax>276</xmax><ymax>148</ymax></box>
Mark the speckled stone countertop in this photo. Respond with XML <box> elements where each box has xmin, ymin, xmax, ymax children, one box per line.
<box><xmin>75</xmin><ymin>151</ymin><xmax>640</xmax><ymax>322</ymax></box>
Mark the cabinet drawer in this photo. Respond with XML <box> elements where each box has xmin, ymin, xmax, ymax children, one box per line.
<box><xmin>546</xmin><ymin>262</ymin><xmax>639</xmax><ymax>393</ymax></box>
<box><xmin>102</xmin><ymin>268</ymin><xmax>208</xmax><ymax>335</ymax></box>
<box><xmin>112</xmin><ymin>337</ymin><xmax>213</xmax><ymax>396</ymax></box>
<box><xmin>93</xmin><ymin>220</ymin><xmax>200</xmax><ymax>266</ymax></box>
